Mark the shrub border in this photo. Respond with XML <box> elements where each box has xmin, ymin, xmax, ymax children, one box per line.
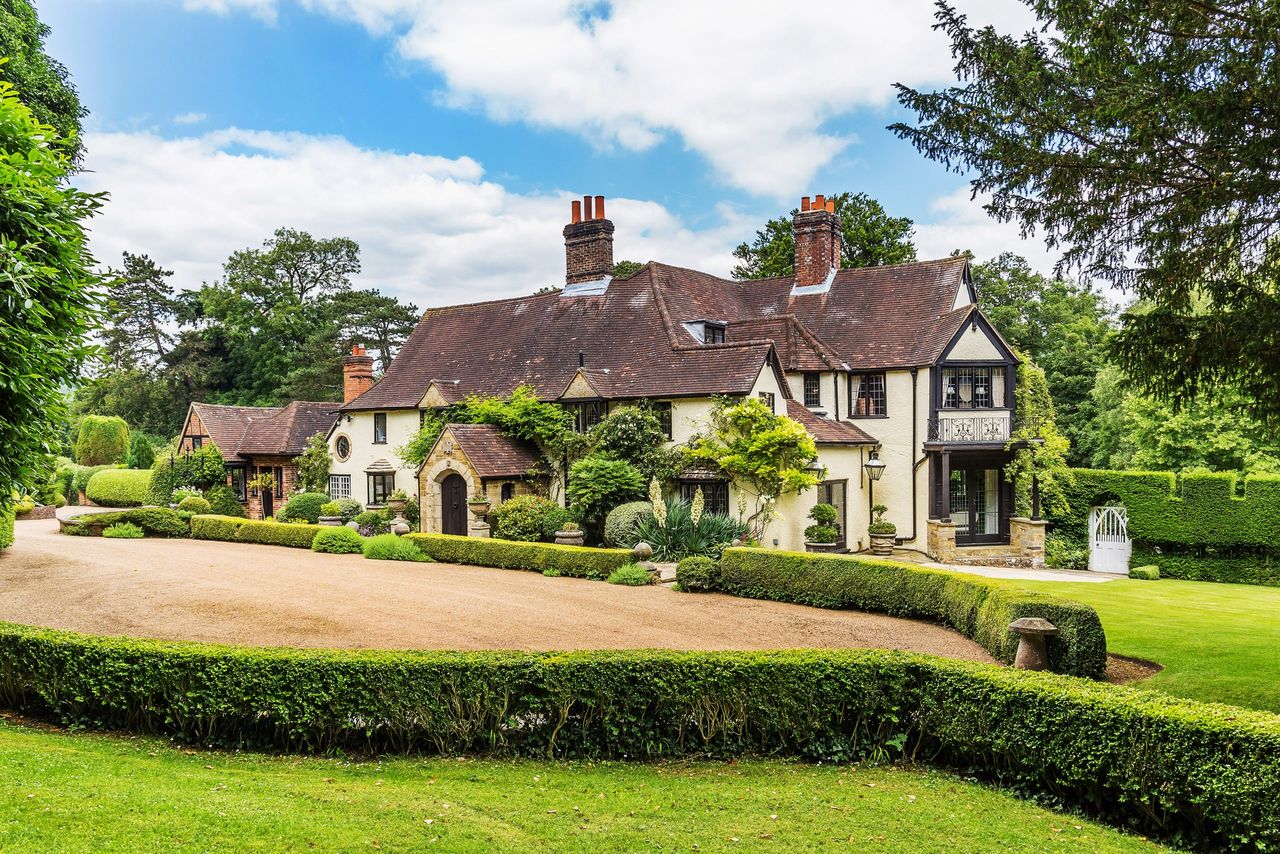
<box><xmin>716</xmin><ymin>547</ymin><xmax>1106</xmax><ymax>678</ymax></box>
<box><xmin>0</xmin><ymin>622</ymin><xmax>1273</xmax><ymax>850</ymax></box>
<box><xmin>405</xmin><ymin>533</ymin><xmax>631</xmax><ymax>579</ymax></box>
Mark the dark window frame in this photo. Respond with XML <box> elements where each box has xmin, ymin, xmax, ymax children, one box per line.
<box><xmin>229</xmin><ymin>466</ymin><xmax>247</xmax><ymax>503</ymax></box>
<box><xmin>373</xmin><ymin>412</ymin><xmax>388</xmax><ymax>444</ymax></box>
<box><xmin>679</xmin><ymin>480</ymin><xmax>729</xmax><ymax>517</ymax></box>
<box><xmin>802</xmin><ymin>372</ymin><xmax>821</xmax><ymax>408</ymax></box>
<box><xmin>940</xmin><ymin>366</ymin><xmax>1007</xmax><ymax>410</ymax></box>
<box><xmin>335</xmin><ymin>435</ymin><xmax>351</xmax><ymax>460</ymax></box>
<box><xmin>367</xmin><ymin>472</ymin><xmax>395</xmax><ymax>506</ymax></box>
<box><xmin>274</xmin><ymin>466</ymin><xmax>284</xmax><ymax>499</ymax></box>
<box><xmin>652</xmin><ymin>402</ymin><xmax>673</xmax><ymax>440</ymax></box>
<box><xmin>571</xmin><ymin>400</ymin><xmax>608</xmax><ymax>433</ymax></box>
<box><xmin>704</xmin><ymin>322</ymin><xmax>726</xmax><ymax>344</ymax></box>
<box><xmin>758</xmin><ymin>391</ymin><xmax>776</xmax><ymax>413</ymax></box>
<box><xmin>500</xmin><ymin>482</ymin><xmax>515</xmax><ymax>502</ymax></box>
<box><xmin>850</xmin><ymin>372</ymin><xmax>888</xmax><ymax>418</ymax></box>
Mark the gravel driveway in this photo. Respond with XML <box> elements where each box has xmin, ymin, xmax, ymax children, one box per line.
<box><xmin>0</xmin><ymin>519</ymin><xmax>994</xmax><ymax>661</ymax></box>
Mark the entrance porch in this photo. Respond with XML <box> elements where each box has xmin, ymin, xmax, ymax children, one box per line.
<box><xmin>925</xmin><ymin>448</ymin><xmax>1046</xmax><ymax>567</ymax></box>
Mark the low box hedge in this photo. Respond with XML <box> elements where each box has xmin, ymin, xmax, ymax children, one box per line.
<box><xmin>85</xmin><ymin>469</ymin><xmax>153</xmax><ymax>507</ymax></box>
<box><xmin>717</xmin><ymin>548</ymin><xmax>1106</xmax><ymax>678</ymax></box>
<box><xmin>0</xmin><ymin>623</ymin><xmax>1273</xmax><ymax>851</ymax></box>
<box><xmin>233</xmin><ymin>519</ymin><xmax>322</xmax><ymax>549</ymax></box>
<box><xmin>1133</xmin><ymin>546</ymin><xmax>1279</xmax><ymax>586</ymax></box>
<box><xmin>190</xmin><ymin>514</ymin><xmax>250</xmax><ymax>541</ymax></box>
<box><xmin>61</xmin><ymin>508</ymin><xmax>189</xmax><ymax>538</ymax></box>
<box><xmin>405</xmin><ymin>533</ymin><xmax>632</xmax><ymax>579</ymax></box>
<box><xmin>0</xmin><ymin>505</ymin><xmax>13</xmax><ymax>551</ymax></box>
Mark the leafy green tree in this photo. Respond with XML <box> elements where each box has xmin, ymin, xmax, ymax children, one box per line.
<box><xmin>587</xmin><ymin>406</ymin><xmax>682</xmax><ymax>482</ymax></box>
<box><xmin>72</xmin><ymin>369</ymin><xmax>185</xmax><ymax>438</ymax></box>
<box><xmin>1005</xmin><ymin>362</ymin><xmax>1072</xmax><ymax>518</ymax></box>
<box><xmin>612</xmin><ymin>260</ymin><xmax>644</xmax><ymax>279</ymax></box>
<box><xmin>566</xmin><ymin>453</ymin><xmax>646</xmax><ymax>537</ymax></box>
<box><xmin>0</xmin><ymin>0</ymin><xmax>85</xmax><ymax>158</ymax></box>
<box><xmin>970</xmin><ymin>253</ymin><xmax>1115</xmax><ymax>465</ymax></box>
<box><xmin>1089</xmin><ymin>364</ymin><xmax>1280</xmax><ymax>474</ymax></box>
<box><xmin>685</xmin><ymin>396</ymin><xmax>821</xmax><ymax>540</ymax></box>
<box><xmin>101</xmin><ymin>252</ymin><xmax>179</xmax><ymax>369</ymax></box>
<box><xmin>732</xmin><ymin>192</ymin><xmax>916</xmax><ymax>280</ymax></box>
<box><xmin>75</xmin><ymin>415</ymin><xmax>129</xmax><ymax>466</ymax></box>
<box><xmin>0</xmin><ymin>80</ymin><xmax>101</xmax><ymax>502</ymax></box>
<box><xmin>893</xmin><ymin>1</ymin><xmax>1280</xmax><ymax>419</ymax></box>
<box><xmin>330</xmin><ymin>288</ymin><xmax>419</xmax><ymax>373</ymax></box>
<box><xmin>125</xmin><ymin>431</ymin><xmax>155</xmax><ymax>470</ymax></box>
<box><xmin>295</xmin><ymin>432</ymin><xmax>332</xmax><ymax>493</ymax></box>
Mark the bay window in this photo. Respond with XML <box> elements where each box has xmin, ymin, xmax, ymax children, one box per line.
<box><xmin>941</xmin><ymin>366</ymin><xmax>1006</xmax><ymax>409</ymax></box>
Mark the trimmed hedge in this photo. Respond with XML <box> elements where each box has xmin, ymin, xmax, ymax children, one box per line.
<box><xmin>404</xmin><ymin>533</ymin><xmax>632</xmax><ymax>579</ymax></box>
<box><xmin>190</xmin><ymin>514</ymin><xmax>248</xmax><ymax>541</ymax></box>
<box><xmin>0</xmin><ymin>505</ymin><xmax>13</xmax><ymax>551</ymax></box>
<box><xmin>1132</xmin><ymin>546</ymin><xmax>1279</xmax><ymax>586</ymax></box>
<box><xmin>279</xmin><ymin>492</ymin><xmax>329</xmax><ymax>524</ymax></box>
<box><xmin>718</xmin><ymin>548</ymin><xmax>1106</xmax><ymax>678</ymax></box>
<box><xmin>1129</xmin><ymin>565</ymin><xmax>1159</xmax><ymax>580</ymax></box>
<box><xmin>73</xmin><ymin>464</ymin><xmax>118</xmax><ymax>496</ymax></box>
<box><xmin>62</xmin><ymin>508</ymin><xmax>189</xmax><ymax>538</ymax></box>
<box><xmin>311</xmin><ymin>526</ymin><xmax>364</xmax><ymax>555</ymax></box>
<box><xmin>85</xmin><ymin>468</ymin><xmax>152</xmax><ymax>507</ymax></box>
<box><xmin>0</xmin><ymin>626</ymin><xmax>1273</xmax><ymax>850</ymax></box>
<box><xmin>233</xmin><ymin>520</ymin><xmax>322</xmax><ymax>549</ymax></box>
<box><xmin>675</xmin><ymin>556</ymin><xmax>719</xmax><ymax>592</ymax></box>
<box><xmin>177</xmin><ymin>496</ymin><xmax>212</xmax><ymax>514</ymax></box>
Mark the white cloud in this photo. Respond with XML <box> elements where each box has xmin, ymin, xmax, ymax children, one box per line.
<box><xmin>169</xmin><ymin>0</ymin><xmax>1038</xmax><ymax>198</ymax></box>
<box><xmin>181</xmin><ymin>0</ymin><xmax>277</xmax><ymax>22</ymax></box>
<box><xmin>914</xmin><ymin>186</ymin><xmax>1062</xmax><ymax>274</ymax></box>
<box><xmin>75</xmin><ymin>128</ymin><xmax>747</xmax><ymax>308</ymax></box>
<box><xmin>173</xmin><ymin>111</ymin><xmax>209</xmax><ymax>125</ymax></box>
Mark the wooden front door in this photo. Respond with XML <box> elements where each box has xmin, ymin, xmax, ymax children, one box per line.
<box><xmin>441</xmin><ymin>473</ymin><xmax>467</xmax><ymax>535</ymax></box>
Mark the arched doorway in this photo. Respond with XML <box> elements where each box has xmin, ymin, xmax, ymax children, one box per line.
<box><xmin>440</xmin><ymin>472</ymin><xmax>468</xmax><ymax>535</ymax></box>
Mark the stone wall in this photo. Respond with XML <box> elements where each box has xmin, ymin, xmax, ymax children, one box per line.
<box><xmin>926</xmin><ymin>518</ymin><xmax>957</xmax><ymax>564</ymax></box>
<box><xmin>1009</xmin><ymin>517</ymin><xmax>1047</xmax><ymax>568</ymax></box>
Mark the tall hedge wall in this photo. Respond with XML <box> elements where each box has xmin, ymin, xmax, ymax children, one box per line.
<box><xmin>1053</xmin><ymin>469</ymin><xmax>1280</xmax><ymax>584</ymax></box>
<box><xmin>85</xmin><ymin>468</ymin><xmax>153</xmax><ymax>507</ymax></box>
<box><xmin>718</xmin><ymin>548</ymin><xmax>1106</xmax><ymax>678</ymax></box>
<box><xmin>0</xmin><ymin>623</ymin><xmax>1274</xmax><ymax>850</ymax></box>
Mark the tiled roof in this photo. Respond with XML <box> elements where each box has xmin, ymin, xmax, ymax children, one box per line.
<box><xmin>189</xmin><ymin>401</ymin><xmax>337</xmax><ymax>459</ymax></box>
<box><xmin>785</xmin><ymin>400</ymin><xmax>878</xmax><ymax>445</ymax></box>
<box><xmin>443</xmin><ymin>424</ymin><xmax>544</xmax><ymax>478</ymax></box>
<box><xmin>343</xmin><ymin>266</ymin><xmax>778</xmax><ymax>411</ymax></box>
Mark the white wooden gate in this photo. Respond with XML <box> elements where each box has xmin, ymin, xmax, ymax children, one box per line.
<box><xmin>1088</xmin><ymin>505</ymin><xmax>1131</xmax><ymax>573</ymax></box>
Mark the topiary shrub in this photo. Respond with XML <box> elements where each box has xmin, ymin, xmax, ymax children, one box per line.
<box><xmin>717</xmin><ymin>547</ymin><xmax>1107</xmax><ymax>678</ymax></box>
<box><xmin>312</xmin><ymin>526</ymin><xmax>364</xmax><ymax>555</ymax></box>
<box><xmin>603</xmin><ymin>500</ymin><xmax>653</xmax><ymax>547</ymax></box>
<box><xmin>61</xmin><ymin>508</ymin><xmax>189</xmax><ymax>538</ymax></box>
<box><xmin>190</xmin><ymin>514</ymin><xmax>248</xmax><ymax>541</ymax></box>
<box><xmin>102</xmin><ymin>522</ymin><xmax>144</xmax><ymax>539</ymax></box>
<box><xmin>606</xmin><ymin>563</ymin><xmax>654</xmax><ymax>586</ymax></box>
<box><xmin>74</xmin><ymin>464</ymin><xmax>117</xmax><ymax>498</ymax></box>
<box><xmin>488</xmin><ymin>495</ymin><xmax>572</xmax><ymax>543</ymax></box>
<box><xmin>125</xmin><ymin>432</ymin><xmax>155</xmax><ymax>470</ymax></box>
<box><xmin>362</xmin><ymin>533</ymin><xmax>429</xmax><ymax>562</ymax></box>
<box><xmin>278</xmin><ymin>492</ymin><xmax>329</xmax><ymax>525</ymax></box>
<box><xmin>201</xmin><ymin>484</ymin><xmax>245</xmax><ymax>517</ymax></box>
<box><xmin>675</xmin><ymin>556</ymin><xmax>720</xmax><ymax>592</ymax></box>
<box><xmin>332</xmin><ymin>497</ymin><xmax>362</xmax><ymax>523</ymax></box>
<box><xmin>1129</xmin><ymin>565</ymin><xmax>1160</xmax><ymax>580</ymax></box>
<box><xmin>177</xmin><ymin>496</ymin><xmax>212</xmax><ymax>514</ymax></box>
<box><xmin>405</xmin><ymin>534</ymin><xmax>631</xmax><ymax>579</ymax></box>
<box><xmin>75</xmin><ymin>415</ymin><xmax>129</xmax><ymax>466</ymax></box>
<box><xmin>85</xmin><ymin>468</ymin><xmax>152</xmax><ymax>507</ymax></box>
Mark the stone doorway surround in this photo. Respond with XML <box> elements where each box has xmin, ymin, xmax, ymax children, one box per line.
<box><xmin>419</xmin><ymin>454</ymin><xmax>480</xmax><ymax>537</ymax></box>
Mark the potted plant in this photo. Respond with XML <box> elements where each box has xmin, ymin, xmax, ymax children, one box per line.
<box><xmin>867</xmin><ymin>503</ymin><xmax>896</xmax><ymax>556</ymax></box>
<box><xmin>387</xmin><ymin>488</ymin><xmax>409</xmax><ymax>514</ymax></box>
<box><xmin>318</xmin><ymin>500</ymin><xmax>344</xmax><ymax>526</ymax></box>
<box><xmin>554</xmin><ymin>520</ymin><xmax>585</xmax><ymax>547</ymax></box>
<box><xmin>468</xmin><ymin>492</ymin><xmax>491</xmax><ymax>518</ymax></box>
<box><xmin>803</xmin><ymin>503</ymin><xmax>841</xmax><ymax>553</ymax></box>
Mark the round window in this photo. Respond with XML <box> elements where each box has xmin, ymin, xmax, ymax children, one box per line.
<box><xmin>335</xmin><ymin>435</ymin><xmax>351</xmax><ymax>461</ymax></box>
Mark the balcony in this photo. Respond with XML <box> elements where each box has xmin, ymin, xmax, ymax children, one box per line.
<box><xmin>928</xmin><ymin>413</ymin><xmax>1012</xmax><ymax>444</ymax></box>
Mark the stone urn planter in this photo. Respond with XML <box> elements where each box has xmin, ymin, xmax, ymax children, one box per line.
<box><xmin>387</xmin><ymin>497</ymin><xmax>407</xmax><ymax>515</ymax></box>
<box><xmin>468</xmin><ymin>499</ymin><xmax>491</xmax><ymax>519</ymax></box>
<box><xmin>318</xmin><ymin>516</ymin><xmax>343</xmax><ymax>526</ymax></box>
<box><xmin>868</xmin><ymin>532</ymin><xmax>896</xmax><ymax>556</ymax></box>
<box><xmin>554</xmin><ymin>528</ymin><xmax>585</xmax><ymax>547</ymax></box>
<box><xmin>804</xmin><ymin>541</ymin><xmax>841</xmax><ymax>554</ymax></box>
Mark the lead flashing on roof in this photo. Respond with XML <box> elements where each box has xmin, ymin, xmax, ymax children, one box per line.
<box><xmin>561</xmin><ymin>274</ymin><xmax>612</xmax><ymax>297</ymax></box>
<box><xmin>790</xmin><ymin>265</ymin><xmax>837</xmax><ymax>296</ymax></box>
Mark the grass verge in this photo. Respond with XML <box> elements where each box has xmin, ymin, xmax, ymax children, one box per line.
<box><xmin>1020</xmin><ymin>577</ymin><xmax>1280</xmax><ymax>713</ymax></box>
<box><xmin>0</xmin><ymin>719</ymin><xmax>1164</xmax><ymax>852</ymax></box>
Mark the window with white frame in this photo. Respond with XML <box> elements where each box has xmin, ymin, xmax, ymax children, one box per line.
<box><xmin>328</xmin><ymin>474</ymin><xmax>351</xmax><ymax>499</ymax></box>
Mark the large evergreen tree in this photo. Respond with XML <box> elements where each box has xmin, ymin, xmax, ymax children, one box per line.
<box><xmin>893</xmin><ymin>1</ymin><xmax>1280</xmax><ymax>419</ymax></box>
<box><xmin>732</xmin><ymin>192</ymin><xmax>916</xmax><ymax>280</ymax></box>
<box><xmin>102</xmin><ymin>252</ymin><xmax>179</xmax><ymax>369</ymax></box>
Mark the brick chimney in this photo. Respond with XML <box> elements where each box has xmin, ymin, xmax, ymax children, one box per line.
<box><xmin>342</xmin><ymin>345</ymin><xmax>375</xmax><ymax>404</ymax></box>
<box><xmin>563</xmin><ymin>194</ymin><xmax>615</xmax><ymax>284</ymax></box>
<box><xmin>793</xmin><ymin>194</ymin><xmax>842</xmax><ymax>287</ymax></box>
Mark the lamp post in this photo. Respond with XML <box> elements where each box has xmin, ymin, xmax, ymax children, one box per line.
<box><xmin>863</xmin><ymin>448</ymin><xmax>886</xmax><ymax>522</ymax></box>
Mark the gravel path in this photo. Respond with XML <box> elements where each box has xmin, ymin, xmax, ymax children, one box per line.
<box><xmin>0</xmin><ymin>519</ymin><xmax>995</xmax><ymax>661</ymax></box>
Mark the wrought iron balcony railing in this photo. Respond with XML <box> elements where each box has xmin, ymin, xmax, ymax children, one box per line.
<box><xmin>927</xmin><ymin>414</ymin><xmax>1012</xmax><ymax>444</ymax></box>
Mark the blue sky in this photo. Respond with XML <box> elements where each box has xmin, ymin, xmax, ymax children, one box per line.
<box><xmin>47</xmin><ymin>0</ymin><xmax>1052</xmax><ymax>307</ymax></box>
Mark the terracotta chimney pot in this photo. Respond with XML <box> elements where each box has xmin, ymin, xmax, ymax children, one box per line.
<box><xmin>594</xmin><ymin>195</ymin><xmax>605</xmax><ymax>220</ymax></box>
<box><xmin>583</xmin><ymin>195</ymin><xmax>594</xmax><ymax>220</ymax></box>
<box><xmin>571</xmin><ymin>199</ymin><xmax>582</xmax><ymax>223</ymax></box>
<box><xmin>800</xmin><ymin>196</ymin><xmax>811</xmax><ymax>212</ymax></box>
<box><xmin>341</xmin><ymin>345</ymin><xmax>375</xmax><ymax>404</ymax></box>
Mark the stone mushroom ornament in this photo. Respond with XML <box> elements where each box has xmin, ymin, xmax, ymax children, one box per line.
<box><xmin>1008</xmin><ymin>617</ymin><xmax>1059</xmax><ymax>671</ymax></box>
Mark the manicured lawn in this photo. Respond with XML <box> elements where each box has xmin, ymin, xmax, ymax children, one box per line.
<box><xmin>1020</xmin><ymin>577</ymin><xmax>1280</xmax><ymax>713</ymax></box>
<box><xmin>0</xmin><ymin>720</ymin><xmax>1163</xmax><ymax>852</ymax></box>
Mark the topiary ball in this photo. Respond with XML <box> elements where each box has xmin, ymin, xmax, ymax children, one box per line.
<box><xmin>177</xmin><ymin>496</ymin><xmax>212</xmax><ymax>514</ymax></box>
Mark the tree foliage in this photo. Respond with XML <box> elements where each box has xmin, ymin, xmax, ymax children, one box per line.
<box><xmin>586</xmin><ymin>406</ymin><xmax>682</xmax><ymax>482</ymax></box>
<box><xmin>1005</xmin><ymin>361</ymin><xmax>1073</xmax><ymax>519</ymax></box>
<box><xmin>74</xmin><ymin>414</ymin><xmax>128</xmax><ymax>466</ymax></box>
<box><xmin>0</xmin><ymin>80</ymin><xmax>101</xmax><ymax>502</ymax></box>
<box><xmin>686</xmin><ymin>397</ymin><xmax>821</xmax><ymax>539</ymax></box>
<box><xmin>0</xmin><ymin>0</ymin><xmax>85</xmax><ymax>159</ymax></box>
<box><xmin>295</xmin><ymin>432</ymin><xmax>332</xmax><ymax>494</ymax></box>
<box><xmin>101</xmin><ymin>252</ymin><xmax>179</xmax><ymax>369</ymax></box>
<box><xmin>893</xmin><ymin>1</ymin><xmax>1280</xmax><ymax>419</ymax></box>
<box><xmin>732</xmin><ymin>192</ymin><xmax>916</xmax><ymax>280</ymax></box>
<box><xmin>566</xmin><ymin>453</ymin><xmax>646</xmax><ymax>533</ymax></box>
